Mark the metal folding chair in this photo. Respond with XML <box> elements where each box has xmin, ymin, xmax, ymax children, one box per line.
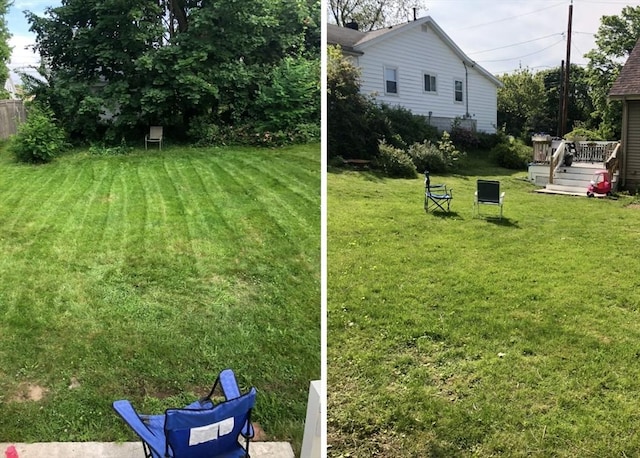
<box><xmin>424</xmin><ymin>171</ymin><xmax>453</xmax><ymax>212</ymax></box>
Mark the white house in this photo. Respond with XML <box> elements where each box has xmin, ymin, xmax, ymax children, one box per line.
<box><xmin>327</xmin><ymin>17</ymin><xmax>503</xmax><ymax>133</ymax></box>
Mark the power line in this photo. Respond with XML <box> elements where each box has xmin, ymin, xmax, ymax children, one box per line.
<box><xmin>467</xmin><ymin>32</ymin><xmax>563</xmax><ymax>55</ymax></box>
<box><xmin>452</xmin><ymin>1</ymin><xmax>566</xmax><ymax>32</ymax></box>
<box><xmin>477</xmin><ymin>38</ymin><xmax>565</xmax><ymax>63</ymax></box>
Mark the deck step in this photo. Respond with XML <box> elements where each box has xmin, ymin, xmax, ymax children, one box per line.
<box><xmin>536</xmin><ymin>184</ymin><xmax>586</xmax><ymax>196</ymax></box>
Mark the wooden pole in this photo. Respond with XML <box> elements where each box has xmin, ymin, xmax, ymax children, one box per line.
<box><xmin>557</xmin><ymin>60</ymin><xmax>564</xmax><ymax>138</ymax></box>
<box><xmin>561</xmin><ymin>1</ymin><xmax>573</xmax><ymax>136</ymax></box>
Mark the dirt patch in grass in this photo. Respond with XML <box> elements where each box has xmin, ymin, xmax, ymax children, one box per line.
<box><xmin>626</xmin><ymin>204</ymin><xmax>640</xmax><ymax>209</ymax></box>
<box><xmin>10</xmin><ymin>383</ymin><xmax>48</xmax><ymax>403</ymax></box>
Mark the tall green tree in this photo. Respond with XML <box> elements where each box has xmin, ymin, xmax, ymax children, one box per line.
<box><xmin>585</xmin><ymin>5</ymin><xmax>640</xmax><ymax>140</ymax></box>
<box><xmin>538</xmin><ymin>65</ymin><xmax>595</xmax><ymax>136</ymax></box>
<box><xmin>497</xmin><ymin>68</ymin><xmax>546</xmax><ymax>139</ymax></box>
<box><xmin>0</xmin><ymin>0</ymin><xmax>11</xmax><ymax>99</ymax></box>
<box><xmin>24</xmin><ymin>0</ymin><xmax>320</xmax><ymax>143</ymax></box>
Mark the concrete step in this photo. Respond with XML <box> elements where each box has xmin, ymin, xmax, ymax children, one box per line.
<box><xmin>1</xmin><ymin>442</ymin><xmax>295</xmax><ymax>458</ymax></box>
<box><xmin>536</xmin><ymin>184</ymin><xmax>586</xmax><ymax>196</ymax></box>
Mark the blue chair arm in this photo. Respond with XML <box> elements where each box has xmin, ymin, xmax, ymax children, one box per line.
<box><xmin>113</xmin><ymin>400</ymin><xmax>165</xmax><ymax>456</ymax></box>
<box><xmin>219</xmin><ymin>369</ymin><xmax>254</xmax><ymax>438</ymax></box>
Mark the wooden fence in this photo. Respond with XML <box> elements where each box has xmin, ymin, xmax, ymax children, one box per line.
<box><xmin>0</xmin><ymin>99</ymin><xmax>26</xmax><ymax>139</ymax></box>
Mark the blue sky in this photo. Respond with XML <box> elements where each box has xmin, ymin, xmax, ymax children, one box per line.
<box><xmin>417</xmin><ymin>0</ymin><xmax>640</xmax><ymax>75</ymax></box>
<box><xmin>8</xmin><ymin>0</ymin><xmax>640</xmax><ymax>82</ymax></box>
<box><xmin>8</xmin><ymin>0</ymin><xmax>56</xmax><ymax>79</ymax></box>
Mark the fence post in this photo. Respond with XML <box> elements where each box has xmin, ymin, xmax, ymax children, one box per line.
<box><xmin>300</xmin><ymin>380</ymin><xmax>322</xmax><ymax>458</ymax></box>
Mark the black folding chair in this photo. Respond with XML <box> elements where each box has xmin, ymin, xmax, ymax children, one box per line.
<box><xmin>474</xmin><ymin>179</ymin><xmax>505</xmax><ymax>219</ymax></box>
<box><xmin>424</xmin><ymin>171</ymin><xmax>453</xmax><ymax>212</ymax></box>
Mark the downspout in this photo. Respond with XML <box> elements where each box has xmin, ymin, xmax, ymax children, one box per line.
<box><xmin>463</xmin><ymin>61</ymin><xmax>470</xmax><ymax>118</ymax></box>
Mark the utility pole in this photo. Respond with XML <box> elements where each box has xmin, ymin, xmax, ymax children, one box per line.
<box><xmin>561</xmin><ymin>1</ymin><xmax>573</xmax><ymax>137</ymax></box>
<box><xmin>557</xmin><ymin>60</ymin><xmax>564</xmax><ymax>138</ymax></box>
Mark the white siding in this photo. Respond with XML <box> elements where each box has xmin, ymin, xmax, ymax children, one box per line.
<box><xmin>356</xmin><ymin>23</ymin><xmax>498</xmax><ymax>133</ymax></box>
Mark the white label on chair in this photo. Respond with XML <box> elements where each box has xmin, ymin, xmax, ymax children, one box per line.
<box><xmin>188</xmin><ymin>417</ymin><xmax>235</xmax><ymax>446</ymax></box>
<box><xmin>218</xmin><ymin>417</ymin><xmax>234</xmax><ymax>436</ymax></box>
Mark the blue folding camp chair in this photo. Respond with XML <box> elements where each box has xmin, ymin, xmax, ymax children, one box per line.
<box><xmin>113</xmin><ymin>369</ymin><xmax>256</xmax><ymax>458</ymax></box>
<box><xmin>424</xmin><ymin>170</ymin><xmax>453</xmax><ymax>212</ymax></box>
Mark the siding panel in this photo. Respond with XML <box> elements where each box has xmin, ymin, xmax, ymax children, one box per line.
<box><xmin>625</xmin><ymin>101</ymin><xmax>640</xmax><ymax>191</ymax></box>
<box><xmin>356</xmin><ymin>23</ymin><xmax>498</xmax><ymax>133</ymax></box>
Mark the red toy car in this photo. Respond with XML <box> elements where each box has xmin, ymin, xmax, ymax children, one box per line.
<box><xmin>587</xmin><ymin>170</ymin><xmax>612</xmax><ymax>197</ymax></box>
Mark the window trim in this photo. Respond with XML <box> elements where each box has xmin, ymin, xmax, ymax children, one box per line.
<box><xmin>384</xmin><ymin>66</ymin><xmax>399</xmax><ymax>95</ymax></box>
<box><xmin>454</xmin><ymin>79</ymin><xmax>464</xmax><ymax>103</ymax></box>
<box><xmin>423</xmin><ymin>72</ymin><xmax>437</xmax><ymax>94</ymax></box>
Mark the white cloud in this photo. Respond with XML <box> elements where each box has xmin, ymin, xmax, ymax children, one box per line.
<box><xmin>8</xmin><ymin>34</ymin><xmax>40</xmax><ymax>81</ymax></box>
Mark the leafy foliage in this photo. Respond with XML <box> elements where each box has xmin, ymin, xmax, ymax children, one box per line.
<box><xmin>407</xmin><ymin>140</ymin><xmax>445</xmax><ymax>173</ymax></box>
<box><xmin>375</xmin><ymin>141</ymin><xmax>417</xmax><ymax>178</ymax></box>
<box><xmin>9</xmin><ymin>105</ymin><xmax>68</xmax><ymax>163</ymax></box>
<box><xmin>0</xmin><ymin>0</ymin><xmax>10</xmax><ymax>99</ymax></box>
<box><xmin>490</xmin><ymin>138</ymin><xmax>531</xmax><ymax>170</ymax></box>
<box><xmin>449</xmin><ymin>123</ymin><xmax>480</xmax><ymax>151</ymax></box>
<box><xmin>23</xmin><ymin>0</ymin><xmax>320</xmax><ymax>145</ymax></box>
<box><xmin>328</xmin><ymin>0</ymin><xmax>425</xmax><ymax>31</ymax></box>
<box><xmin>497</xmin><ymin>68</ymin><xmax>546</xmax><ymax>140</ymax></box>
<box><xmin>437</xmin><ymin>131</ymin><xmax>465</xmax><ymax>170</ymax></box>
<box><xmin>585</xmin><ymin>6</ymin><xmax>640</xmax><ymax>140</ymax></box>
<box><xmin>564</xmin><ymin>127</ymin><xmax>604</xmax><ymax>141</ymax></box>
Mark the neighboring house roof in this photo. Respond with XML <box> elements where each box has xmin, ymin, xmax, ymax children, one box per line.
<box><xmin>609</xmin><ymin>37</ymin><xmax>640</xmax><ymax>99</ymax></box>
<box><xmin>327</xmin><ymin>17</ymin><xmax>502</xmax><ymax>87</ymax></box>
<box><xmin>4</xmin><ymin>76</ymin><xmax>17</xmax><ymax>99</ymax></box>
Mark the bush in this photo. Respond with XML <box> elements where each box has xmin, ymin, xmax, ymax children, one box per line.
<box><xmin>379</xmin><ymin>104</ymin><xmax>439</xmax><ymax>149</ymax></box>
<box><xmin>408</xmin><ymin>140</ymin><xmax>446</xmax><ymax>173</ymax></box>
<box><xmin>10</xmin><ymin>106</ymin><xmax>68</xmax><ymax>164</ymax></box>
<box><xmin>375</xmin><ymin>141</ymin><xmax>417</xmax><ymax>178</ymax></box>
<box><xmin>490</xmin><ymin>138</ymin><xmax>531</xmax><ymax>169</ymax></box>
<box><xmin>477</xmin><ymin>130</ymin><xmax>506</xmax><ymax>150</ymax></box>
<box><xmin>449</xmin><ymin>125</ymin><xmax>479</xmax><ymax>151</ymax></box>
<box><xmin>438</xmin><ymin>131</ymin><xmax>465</xmax><ymax>170</ymax></box>
<box><xmin>564</xmin><ymin>128</ymin><xmax>603</xmax><ymax>141</ymax></box>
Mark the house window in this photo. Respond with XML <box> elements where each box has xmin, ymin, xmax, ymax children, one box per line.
<box><xmin>454</xmin><ymin>80</ymin><xmax>464</xmax><ymax>103</ymax></box>
<box><xmin>424</xmin><ymin>73</ymin><xmax>437</xmax><ymax>93</ymax></box>
<box><xmin>384</xmin><ymin>67</ymin><xmax>398</xmax><ymax>94</ymax></box>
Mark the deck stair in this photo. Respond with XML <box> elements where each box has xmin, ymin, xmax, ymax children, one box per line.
<box><xmin>529</xmin><ymin>140</ymin><xmax>620</xmax><ymax>196</ymax></box>
<box><xmin>538</xmin><ymin>163</ymin><xmax>612</xmax><ymax>196</ymax></box>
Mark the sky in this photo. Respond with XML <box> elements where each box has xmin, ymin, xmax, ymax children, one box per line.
<box><xmin>7</xmin><ymin>0</ymin><xmax>640</xmax><ymax>82</ymax></box>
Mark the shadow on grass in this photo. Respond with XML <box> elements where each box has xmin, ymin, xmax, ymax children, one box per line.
<box><xmin>424</xmin><ymin>210</ymin><xmax>461</xmax><ymax>219</ymax></box>
<box><xmin>475</xmin><ymin>216</ymin><xmax>519</xmax><ymax>227</ymax></box>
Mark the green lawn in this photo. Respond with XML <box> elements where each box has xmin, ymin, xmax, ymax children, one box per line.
<box><xmin>328</xmin><ymin>156</ymin><xmax>640</xmax><ymax>457</ymax></box>
<box><xmin>0</xmin><ymin>144</ymin><xmax>320</xmax><ymax>453</ymax></box>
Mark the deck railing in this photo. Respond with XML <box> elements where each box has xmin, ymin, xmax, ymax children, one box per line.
<box><xmin>606</xmin><ymin>142</ymin><xmax>621</xmax><ymax>187</ymax></box>
<box><xmin>573</xmin><ymin>141</ymin><xmax>618</xmax><ymax>163</ymax></box>
<box><xmin>548</xmin><ymin>141</ymin><xmax>566</xmax><ymax>184</ymax></box>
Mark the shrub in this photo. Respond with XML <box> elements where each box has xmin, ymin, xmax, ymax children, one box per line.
<box><xmin>490</xmin><ymin>138</ymin><xmax>531</xmax><ymax>169</ymax></box>
<box><xmin>564</xmin><ymin>128</ymin><xmax>603</xmax><ymax>141</ymax></box>
<box><xmin>375</xmin><ymin>141</ymin><xmax>417</xmax><ymax>178</ymax></box>
<box><xmin>252</xmin><ymin>56</ymin><xmax>320</xmax><ymax>133</ymax></box>
<box><xmin>408</xmin><ymin>140</ymin><xmax>446</xmax><ymax>173</ymax></box>
<box><xmin>379</xmin><ymin>104</ymin><xmax>439</xmax><ymax>149</ymax></box>
<box><xmin>438</xmin><ymin>131</ymin><xmax>465</xmax><ymax>170</ymax></box>
<box><xmin>449</xmin><ymin>125</ymin><xmax>479</xmax><ymax>151</ymax></box>
<box><xmin>10</xmin><ymin>106</ymin><xmax>68</xmax><ymax>164</ymax></box>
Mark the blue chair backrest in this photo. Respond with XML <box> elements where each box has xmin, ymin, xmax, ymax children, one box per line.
<box><xmin>477</xmin><ymin>180</ymin><xmax>500</xmax><ymax>203</ymax></box>
<box><xmin>164</xmin><ymin>387</ymin><xmax>256</xmax><ymax>458</ymax></box>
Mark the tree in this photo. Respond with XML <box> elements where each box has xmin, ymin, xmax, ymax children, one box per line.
<box><xmin>497</xmin><ymin>68</ymin><xmax>546</xmax><ymax>139</ymax></box>
<box><xmin>0</xmin><ymin>0</ymin><xmax>11</xmax><ymax>99</ymax></box>
<box><xmin>328</xmin><ymin>0</ymin><xmax>424</xmax><ymax>31</ymax></box>
<box><xmin>585</xmin><ymin>5</ymin><xmax>640</xmax><ymax>140</ymax></box>
<box><xmin>538</xmin><ymin>65</ymin><xmax>595</xmax><ymax>136</ymax></box>
<box><xmin>24</xmin><ymin>0</ymin><xmax>320</xmax><ymax>144</ymax></box>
